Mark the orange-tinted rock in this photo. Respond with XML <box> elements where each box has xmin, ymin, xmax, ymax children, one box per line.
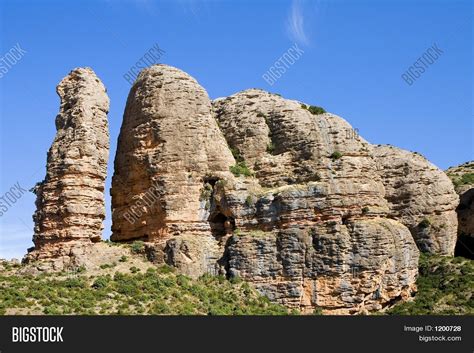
<box><xmin>25</xmin><ymin>67</ymin><xmax>110</xmax><ymax>263</ymax></box>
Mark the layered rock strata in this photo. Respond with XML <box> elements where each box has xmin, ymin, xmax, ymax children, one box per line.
<box><xmin>24</xmin><ymin>67</ymin><xmax>110</xmax><ymax>266</ymax></box>
<box><xmin>111</xmin><ymin>67</ymin><xmax>424</xmax><ymax>313</ymax></box>
<box><xmin>27</xmin><ymin>64</ymin><xmax>461</xmax><ymax>313</ymax></box>
<box><xmin>211</xmin><ymin>90</ymin><xmax>420</xmax><ymax>313</ymax></box>
<box><xmin>373</xmin><ymin>146</ymin><xmax>459</xmax><ymax>255</ymax></box>
<box><xmin>110</xmin><ymin>65</ymin><xmax>237</xmax><ymax>276</ymax></box>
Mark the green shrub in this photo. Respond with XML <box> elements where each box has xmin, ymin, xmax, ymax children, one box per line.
<box><xmin>62</xmin><ymin>277</ymin><xmax>86</xmax><ymax>288</ymax></box>
<box><xmin>157</xmin><ymin>265</ymin><xmax>174</xmax><ymax>274</ymax></box>
<box><xmin>130</xmin><ymin>241</ymin><xmax>145</xmax><ymax>254</ymax></box>
<box><xmin>461</xmin><ymin>173</ymin><xmax>474</xmax><ymax>185</ymax></box>
<box><xmin>92</xmin><ymin>276</ymin><xmax>110</xmax><ymax>289</ymax></box>
<box><xmin>301</xmin><ymin>104</ymin><xmax>326</xmax><ymax>115</ymax></box>
<box><xmin>308</xmin><ymin>106</ymin><xmax>326</xmax><ymax>115</ymax></box>
<box><xmin>361</xmin><ymin>207</ymin><xmax>369</xmax><ymax>214</ymax></box>
<box><xmin>330</xmin><ymin>151</ymin><xmax>343</xmax><ymax>160</ymax></box>
<box><xmin>230</xmin><ymin>147</ymin><xmax>243</xmax><ymax>162</ymax></box>
<box><xmin>230</xmin><ymin>162</ymin><xmax>253</xmax><ymax>177</ymax></box>
<box><xmin>312</xmin><ymin>307</ymin><xmax>324</xmax><ymax>315</ymax></box>
<box><xmin>388</xmin><ymin>254</ymin><xmax>474</xmax><ymax>315</ymax></box>
<box><xmin>0</xmin><ymin>258</ymin><xmax>291</xmax><ymax>315</ymax></box>
<box><xmin>130</xmin><ymin>266</ymin><xmax>140</xmax><ymax>274</ymax></box>
<box><xmin>452</xmin><ymin>173</ymin><xmax>474</xmax><ymax>187</ymax></box>
<box><xmin>266</xmin><ymin>142</ymin><xmax>275</xmax><ymax>154</ymax></box>
<box><xmin>230</xmin><ymin>276</ymin><xmax>242</xmax><ymax>284</ymax></box>
<box><xmin>215</xmin><ymin>179</ymin><xmax>227</xmax><ymax>187</ymax></box>
<box><xmin>245</xmin><ymin>195</ymin><xmax>256</xmax><ymax>207</ymax></box>
<box><xmin>100</xmin><ymin>262</ymin><xmax>117</xmax><ymax>269</ymax></box>
<box><xmin>119</xmin><ymin>255</ymin><xmax>128</xmax><ymax>263</ymax></box>
<box><xmin>200</xmin><ymin>183</ymin><xmax>213</xmax><ymax>201</ymax></box>
<box><xmin>418</xmin><ymin>218</ymin><xmax>431</xmax><ymax>229</ymax></box>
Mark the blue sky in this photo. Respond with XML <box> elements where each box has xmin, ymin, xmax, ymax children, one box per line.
<box><xmin>0</xmin><ymin>0</ymin><xmax>472</xmax><ymax>259</ymax></box>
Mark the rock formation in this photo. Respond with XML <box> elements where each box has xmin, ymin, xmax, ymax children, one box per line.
<box><xmin>110</xmin><ymin>65</ymin><xmax>237</xmax><ymax>277</ymax></box>
<box><xmin>446</xmin><ymin>161</ymin><xmax>474</xmax><ymax>258</ymax></box>
<box><xmin>111</xmin><ymin>67</ymin><xmax>425</xmax><ymax>314</ymax></box>
<box><xmin>211</xmin><ymin>90</ymin><xmax>420</xmax><ymax>313</ymax></box>
<box><xmin>24</xmin><ymin>67</ymin><xmax>110</xmax><ymax>268</ymax></box>
<box><xmin>373</xmin><ymin>146</ymin><xmax>459</xmax><ymax>255</ymax></box>
<box><xmin>26</xmin><ymin>64</ymin><xmax>461</xmax><ymax>314</ymax></box>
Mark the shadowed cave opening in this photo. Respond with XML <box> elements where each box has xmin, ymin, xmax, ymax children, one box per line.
<box><xmin>454</xmin><ymin>234</ymin><xmax>474</xmax><ymax>259</ymax></box>
<box><xmin>202</xmin><ymin>177</ymin><xmax>236</xmax><ymax>238</ymax></box>
<box><xmin>204</xmin><ymin>176</ymin><xmax>218</xmax><ymax>188</ymax></box>
<box><xmin>453</xmin><ymin>190</ymin><xmax>474</xmax><ymax>259</ymax></box>
<box><xmin>209</xmin><ymin>212</ymin><xmax>235</xmax><ymax>238</ymax></box>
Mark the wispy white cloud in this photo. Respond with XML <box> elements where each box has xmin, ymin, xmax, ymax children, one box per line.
<box><xmin>286</xmin><ymin>0</ymin><xmax>310</xmax><ymax>46</ymax></box>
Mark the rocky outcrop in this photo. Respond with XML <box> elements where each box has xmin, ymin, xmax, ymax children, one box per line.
<box><xmin>27</xmin><ymin>64</ymin><xmax>460</xmax><ymax>314</ymax></box>
<box><xmin>110</xmin><ymin>65</ymin><xmax>237</xmax><ymax>277</ymax></box>
<box><xmin>111</xmin><ymin>71</ymin><xmax>420</xmax><ymax>314</ymax></box>
<box><xmin>226</xmin><ymin>220</ymin><xmax>418</xmax><ymax>314</ymax></box>
<box><xmin>373</xmin><ymin>146</ymin><xmax>459</xmax><ymax>255</ymax></box>
<box><xmin>210</xmin><ymin>90</ymin><xmax>419</xmax><ymax>313</ymax></box>
<box><xmin>446</xmin><ymin>161</ymin><xmax>474</xmax><ymax>258</ymax></box>
<box><xmin>24</xmin><ymin>67</ymin><xmax>110</xmax><ymax>266</ymax></box>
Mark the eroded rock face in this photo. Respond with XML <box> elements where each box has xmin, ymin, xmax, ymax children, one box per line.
<box><xmin>446</xmin><ymin>161</ymin><xmax>474</xmax><ymax>258</ymax></box>
<box><xmin>210</xmin><ymin>90</ymin><xmax>419</xmax><ymax>313</ymax></box>
<box><xmin>112</xmin><ymin>74</ymin><xmax>420</xmax><ymax>314</ymax></box>
<box><xmin>373</xmin><ymin>146</ymin><xmax>459</xmax><ymax>255</ymax></box>
<box><xmin>27</xmin><ymin>64</ymin><xmax>464</xmax><ymax>313</ymax></box>
<box><xmin>24</xmin><ymin>67</ymin><xmax>110</xmax><ymax>265</ymax></box>
<box><xmin>227</xmin><ymin>220</ymin><xmax>417</xmax><ymax>314</ymax></box>
<box><xmin>111</xmin><ymin>65</ymin><xmax>235</xmax><ymax>244</ymax></box>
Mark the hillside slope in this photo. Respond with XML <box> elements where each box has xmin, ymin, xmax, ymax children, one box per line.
<box><xmin>388</xmin><ymin>254</ymin><xmax>473</xmax><ymax>315</ymax></box>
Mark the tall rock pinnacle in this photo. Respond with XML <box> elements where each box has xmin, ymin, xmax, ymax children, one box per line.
<box><xmin>26</xmin><ymin>67</ymin><xmax>110</xmax><ymax>263</ymax></box>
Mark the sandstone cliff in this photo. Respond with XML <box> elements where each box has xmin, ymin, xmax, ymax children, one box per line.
<box><xmin>24</xmin><ymin>67</ymin><xmax>110</xmax><ymax>268</ymax></box>
<box><xmin>110</xmin><ymin>66</ymin><xmax>435</xmax><ymax>313</ymax></box>
<box><xmin>373</xmin><ymin>146</ymin><xmax>459</xmax><ymax>255</ymax></box>
<box><xmin>211</xmin><ymin>90</ymin><xmax>420</xmax><ymax>313</ymax></box>
<box><xmin>26</xmin><ymin>64</ymin><xmax>461</xmax><ymax>314</ymax></box>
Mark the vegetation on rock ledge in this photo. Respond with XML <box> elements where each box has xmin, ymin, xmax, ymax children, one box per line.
<box><xmin>452</xmin><ymin>173</ymin><xmax>474</xmax><ymax>188</ymax></box>
<box><xmin>330</xmin><ymin>151</ymin><xmax>343</xmax><ymax>160</ymax></box>
<box><xmin>230</xmin><ymin>161</ymin><xmax>253</xmax><ymax>177</ymax></box>
<box><xmin>301</xmin><ymin>104</ymin><xmax>326</xmax><ymax>115</ymax></box>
